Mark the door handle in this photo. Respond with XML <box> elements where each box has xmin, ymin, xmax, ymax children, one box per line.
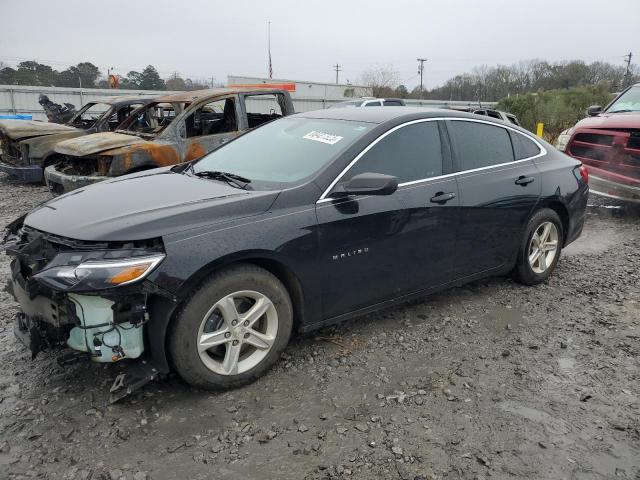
<box><xmin>430</xmin><ymin>191</ymin><xmax>456</xmax><ymax>204</ymax></box>
<box><xmin>515</xmin><ymin>175</ymin><xmax>535</xmax><ymax>186</ymax></box>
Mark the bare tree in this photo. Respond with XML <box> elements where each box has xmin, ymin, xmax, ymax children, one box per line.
<box><xmin>359</xmin><ymin>64</ymin><xmax>400</xmax><ymax>96</ymax></box>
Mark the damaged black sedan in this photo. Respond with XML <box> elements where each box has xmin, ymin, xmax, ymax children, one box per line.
<box><xmin>3</xmin><ymin>108</ymin><xmax>589</xmax><ymax>399</ymax></box>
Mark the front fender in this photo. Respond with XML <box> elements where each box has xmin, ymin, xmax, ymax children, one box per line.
<box><xmin>106</xmin><ymin>143</ymin><xmax>181</xmax><ymax>176</ymax></box>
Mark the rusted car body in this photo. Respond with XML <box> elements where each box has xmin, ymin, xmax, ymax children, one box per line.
<box><xmin>0</xmin><ymin>96</ymin><xmax>155</xmax><ymax>183</ymax></box>
<box><xmin>45</xmin><ymin>88</ymin><xmax>294</xmax><ymax>194</ymax></box>
<box><xmin>556</xmin><ymin>83</ymin><xmax>640</xmax><ymax>203</ymax></box>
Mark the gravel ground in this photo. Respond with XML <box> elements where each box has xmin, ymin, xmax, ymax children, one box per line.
<box><xmin>0</xmin><ymin>174</ymin><xmax>639</xmax><ymax>480</ymax></box>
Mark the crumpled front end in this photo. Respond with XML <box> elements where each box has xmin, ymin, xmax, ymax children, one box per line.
<box><xmin>44</xmin><ymin>155</ymin><xmax>112</xmax><ymax>195</ymax></box>
<box><xmin>3</xmin><ymin>216</ymin><xmax>165</xmax><ymax>366</ymax></box>
<box><xmin>0</xmin><ymin>133</ymin><xmax>42</xmax><ymax>182</ymax></box>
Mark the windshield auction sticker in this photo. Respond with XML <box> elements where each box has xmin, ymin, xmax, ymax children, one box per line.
<box><xmin>303</xmin><ymin>131</ymin><xmax>344</xmax><ymax>145</ymax></box>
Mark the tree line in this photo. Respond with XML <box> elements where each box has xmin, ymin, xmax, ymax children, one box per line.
<box><xmin>0</xmin><ymin>61</ymin><xmax>212</xmax><ymax>91</ymax></box>
<box><xmin>361</xmin><ymin>59</ymin><xmax>638</xmax><ymax>101</ymax></box>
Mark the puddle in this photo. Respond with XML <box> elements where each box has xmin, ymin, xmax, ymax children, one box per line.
<box><xmin>478</xmin><ymin>306</ymin><xmax>525</xmax><ymax>331</ymax></box>
<box><xmin>557</xmin><ymin>357</ymin><xmax>576</xmax><ymax>372</ymax></box>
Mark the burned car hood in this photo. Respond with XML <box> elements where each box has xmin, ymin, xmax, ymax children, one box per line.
<box><xmin>0</xmin><ymin>119</ymin><xmax>78</xmax><ymax>140</ymax></box>
<box><xmin>574</xmin><ymin>112</ymin><xmax>640</xmax><ymax>130</ymax></box>
<box><xmin>23</xmin><ymin>169</ymin><xmax>279</xmax><ymax>241</ymax></box>
<box><xmin>54</xmin><ymin>132</ymin><xmax>145</xmax><ymax>157</ymax></box>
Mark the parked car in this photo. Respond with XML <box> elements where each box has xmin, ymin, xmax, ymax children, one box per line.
<box><xmin>0</xmin><ymin>96</ymin><xmax>156</xmax><ymax>183</ymax></box>
<box><xmin>445</xmin><ymin>106</ymin><xmax>520</xmax><ymax>126</ymax></box>
<box><xmin>3</xmin><ymin>107</ymin><xmax>588</xmax><ymax>399</ymax></box>
<box><xmin>556</xmin><ymin>83</ymin><xmax>640</xmax><ymax>203</ymax></box>
<box><xmin>472</xmin><ymin>108</ymin><xmax>520</xmax><ymax>126</ymax></box>
<box><xmin>44</xmin><ymin>88</ymin><xmax>295</xmax><ymax>195</ymax></box>
<box><xmin>329</xmin><ymin>98</ymin><xmax>406</xmax><ymax>108</ymax></box>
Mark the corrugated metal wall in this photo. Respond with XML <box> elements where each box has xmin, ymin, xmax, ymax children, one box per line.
<box><xmin>0</xmin><ymin>84</ymin><xmax>496</xmax><ymax>121</ymax></box>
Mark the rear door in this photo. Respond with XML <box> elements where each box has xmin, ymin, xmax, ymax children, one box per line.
<box><xmin>445</xmin><ymin>119</ymin><xmax>542</xmax><ymax>279</ymax></box>
<box><xmin>316</xmin><ymin>120</ymin><xmax>459</xmax><ymax>319</ymax></box>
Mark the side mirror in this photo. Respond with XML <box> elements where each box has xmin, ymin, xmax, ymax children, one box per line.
<box><xmin>586</xmin><ymin>105</ymin><xmax>602</xmax><ymax>117</ymax></box>
<box><xmin>330</xmin><ymin>172</ymin><xmax>398</xmax><ymax>198</ymax></box>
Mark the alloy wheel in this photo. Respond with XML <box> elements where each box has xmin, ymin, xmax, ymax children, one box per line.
<box><xmin>197</xmin><ymin>290</ymin><xmax>278</xmax><ymax>375</ymax></box>
<box><xmin>528</xmin><ymin>221</ymin><xmax>559</xmax><ymax>274</ymax></box>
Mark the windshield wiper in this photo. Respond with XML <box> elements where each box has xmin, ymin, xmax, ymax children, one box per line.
<box><xmin>192</xmin><ymin>169</ymin><xmax>251</xmax><ymax>189</ymax></box>
<box><xmin>608</xmin><ymin>109</ymin><xmax>636</xmax><ymax>113</ymax></box>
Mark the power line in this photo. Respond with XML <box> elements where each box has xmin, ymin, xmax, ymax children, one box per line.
<box><xmin>623</xmin><ymin>52</ymin><xmax>633</xmax><ymax>88</ymax></box>
<box><xmin>333</xmin><ymin>64</ymin><xmax>342</xmax><ymax>84</ymax></box>
<box><xmin>417</xmin><ymin>58</ymin><xmax>427</xmax><ymax>99</ymax></box>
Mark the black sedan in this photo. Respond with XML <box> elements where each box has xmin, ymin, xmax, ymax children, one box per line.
<box><xmin>4</xmin><ymin>108</ymin><xmax>589</xmax><ymax>395</ymax></box>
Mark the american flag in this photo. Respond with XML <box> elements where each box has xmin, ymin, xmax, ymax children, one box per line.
<box><xmin>269</xmin><ymin>50</ymin><xmax>273</xmax><ymax>79</ymax></box>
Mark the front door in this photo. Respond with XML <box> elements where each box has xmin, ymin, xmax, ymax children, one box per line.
<box><xmin>181</xmin><ymin>96</ymin><xmax>240</xmax><ymax>162</ymax></box>
<box><xmin>316</xmin><ymin>120</ymin><xmax>459</xmax><ymax>319</ymax></box>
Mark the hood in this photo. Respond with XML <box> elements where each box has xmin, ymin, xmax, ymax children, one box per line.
<box><xmin>23</xmin><ymin>169</ymin><xmax>279</xmax><ymax>241</ymax></box>
<box><xmin>574</xmin><ymin>112</ymin><xmax>640</xmax><ymax>130</ymax></box>
<box><xmin>0</xmin><ymin>119</ymin><xmax>78</xmax><ymax>140</ymax></box>
<box><xmin>54</xmin><ymin>132</ymin><xmax>145</xmax><ymax>157</ymax></box>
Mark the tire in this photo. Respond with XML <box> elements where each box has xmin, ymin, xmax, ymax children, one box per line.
<box><xmin>512</xmin><ymin>208</ymin><xmax>564</xmax><ymax>286</ymax></box>
<box><xmin>168</xmin><ymin>264</ymin><xmax>293</xmax><ymax>390</ymax></box>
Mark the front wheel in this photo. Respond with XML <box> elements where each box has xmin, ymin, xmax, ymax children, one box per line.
<box><xmin>169</xmin><ymin>264</ymin><xmax>293</xmax><ymax>390</ymax></box>
<box><xmin>512</xmin><ymin>208</ymin><xmax>564</xmax><ymax>285</ymax></box>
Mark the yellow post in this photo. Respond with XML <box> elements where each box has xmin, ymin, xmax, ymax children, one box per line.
<box><xmin>536</xmin><ymin>122</ymin><xmax>544</xmax><ymax>137</ymax></box>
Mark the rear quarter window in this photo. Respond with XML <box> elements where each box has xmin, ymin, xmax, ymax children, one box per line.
<box><xmin>509</xmin><ymin>131</ymin><xmax>541</xmax><ymax>159</ymax></box>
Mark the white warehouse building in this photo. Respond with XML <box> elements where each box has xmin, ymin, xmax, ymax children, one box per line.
<box><xmin>227</xmin><ymin>75</ymin><xmax>372</xmax><ymax>99</ymax></box>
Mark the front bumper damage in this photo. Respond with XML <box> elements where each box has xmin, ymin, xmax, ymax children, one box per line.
<box><xmin>44</xmin><ymin>164</ymin><xmax>107</xmax><ymax>195</ymax></box>
<box><xmin>0</xmin><ymin>161</ymin><xmax>43</xmax><ymax>182</ymax></box>
<box><xmin>3</xmin><ymin>219</ymin><xmax>171</xmax><ymax>401</ymax></box>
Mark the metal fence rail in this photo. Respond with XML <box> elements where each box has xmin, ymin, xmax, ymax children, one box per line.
<box><xmin>0</xmin><ymin>84</ymin><xmax>496</xmax><ymax>121</ymax></box>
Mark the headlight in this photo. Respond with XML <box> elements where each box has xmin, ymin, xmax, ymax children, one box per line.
<box><xmin>555</xmin><ymin>128</ymin><xmax>573</xmax><ymax>152</ymax></box>
<box><xmin>34</xmin><ymin>254</ymin><xmax>165</xmax><ymax>291</ymax></box>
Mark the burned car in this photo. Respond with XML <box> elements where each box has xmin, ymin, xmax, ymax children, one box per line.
<box><xmin>4</xmin><ymin>108</ymin><xmax>588</xmax><ymax>400</ymax></box>
<box><xmin>45</xmin><ymin>88</ymin><xmax>295</xmax><ymax>194</ymax></box>
<box><xmin>0</xmin><ymin>96</ymin><xmax>155</xmax><ymax>183</ymax></box>
<box><xmin>556</xmin><ymin>83</ymin><xmax>640</xmax><ymax>202</ymax></box>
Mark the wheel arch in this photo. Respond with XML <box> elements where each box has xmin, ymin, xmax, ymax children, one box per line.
<box><xmin>146</xmin><ymin>251</ymin><xmax>306</xmax><ymax>374</ymax></box>
<box><xmin>537</xmin><ymin>199</ymin><xmax>570</xmax><ymax>246</ymax></box>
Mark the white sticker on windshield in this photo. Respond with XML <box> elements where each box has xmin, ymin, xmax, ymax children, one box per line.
<box><xmin>303</xmin><ymin>131</ymin><xmax>344</xmax><ymax>145</ymax></box>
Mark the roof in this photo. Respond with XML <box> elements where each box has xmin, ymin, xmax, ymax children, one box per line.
<box><xmin>296</xmin><ymin>106</ymin><xmax>485</xmax><ymax>124</ymax></box>
<box><xmin>92</xmin><ymin>95</ymin><xmax>156</xmax><ymax>106</ymax></box>
<box><xmin>151</xmin><ymin>87</ymin><xmax>285</xmax><ymax>103</ymax></box>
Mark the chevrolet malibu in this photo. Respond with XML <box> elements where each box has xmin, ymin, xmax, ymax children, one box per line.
<box><xmin>3</xmin><ymin>108</ymin><xmax>589</xmax><ymax>397</ymax></box>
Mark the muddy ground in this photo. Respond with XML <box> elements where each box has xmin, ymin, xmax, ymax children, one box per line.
<box><xmin>0</xmin><ymin>174</ymin><xmax>638</xmax><ymax>480</ymax></box>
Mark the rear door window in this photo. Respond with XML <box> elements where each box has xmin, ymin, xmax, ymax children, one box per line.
<box><xmin>365</xmin><ymin>101</ymin><xmax>382</xmax><ymax>106</ymax></box>
<box><xmin>341</xmin><ymin>121</ymin><xmax>443</xmax><ymax>184</ymax></box>
<box><xmin>383</xmin><ymin>100</ymin><xmax>403</xmax><ymax>106</ymax></box>
<box><xmin>447</xmin><ymin>120</ymin><xmax>514</xmax><ymax>171</ymax></box>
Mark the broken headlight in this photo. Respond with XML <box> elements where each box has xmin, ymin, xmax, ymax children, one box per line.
<box><xmin>34</xmin><ymin>254</ymin><xmax>165</xmax><ymax>291</ymax></box>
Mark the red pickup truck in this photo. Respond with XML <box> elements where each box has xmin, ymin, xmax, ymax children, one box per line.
<box><xmin>556</xmin><ymin>83</ymin><xmax>640</xmax><ymax>203</ymax></box>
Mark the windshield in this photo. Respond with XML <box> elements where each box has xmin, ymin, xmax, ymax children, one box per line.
<box><xmin>117</xmin><ymin>101</ymin><xmax>189</xmax><ymax>137</ymax></box>
<box><xmin>192</xmin><ymin>117</ymin><xmax>373</xmax><ymax>188</ymax></box>
<box><xmin>607</xmin><ymin>86</ymin><xmax>640</xmax><ymax>113</ymax></box>
<box><xmin>68</xmin><ymin>102</ymin><xmax>111</xmax><ymax>129</ymax></box>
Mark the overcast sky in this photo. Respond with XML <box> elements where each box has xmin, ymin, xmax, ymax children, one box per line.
<box><xmin>1</xmin><ymin>0</ymin><xmax>638</xmax><ymax>89</ymax></box>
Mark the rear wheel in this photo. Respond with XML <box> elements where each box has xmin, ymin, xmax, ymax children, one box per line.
<box><xmin>169</xmin><ymin>264</ymin><xmax>293</xmax><ymax>390</ymax></box>
<box><xmin>512</xmin><ymin>208</ymin><xmax>563</xmax><ymax>285</ymax></box>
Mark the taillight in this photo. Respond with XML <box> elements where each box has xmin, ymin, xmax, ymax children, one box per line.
<box><xmin>573</xmin><ymin>165</ymin><xmax>589</xmax><ymax>183</ymax></box>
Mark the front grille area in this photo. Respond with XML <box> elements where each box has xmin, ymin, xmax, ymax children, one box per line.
<box><xmin>574</xmin><ymin>132</ymin><xmax>613</xmax><ymax>146</ymax></box>
<box><xmin>0</xmin><ymin>135</ymin><xmax>22</xmax><ymax>165</ymax></box>
<box><xmin>56</xmin><ymin>155</ymin><xmax>111</xmax><ymax>176</ymax></box>
<box><xmin>567</xmin><ymin>128</ymin><xmax>640</xmax><ymax>182</ymax></box>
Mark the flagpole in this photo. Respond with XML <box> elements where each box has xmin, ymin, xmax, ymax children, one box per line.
<box><xmin>268</xmin><ymin>20</ymin><xmax>272</xmax><ymax>79</ymax></box>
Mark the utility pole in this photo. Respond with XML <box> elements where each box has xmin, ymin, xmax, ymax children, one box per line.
<box><xmin>334</xmin><ymin>64</ymin><xmax>342</xmax><ymax>84</ymax></box>
<box><xmin>623</xmin><ymin>52</ymin><xmax>633</xmax><ymax>88</ymax></box>
<box><xmin>417</xmin><ymin>58</ymin><xmax>427</xmax><ymax>99</ymax></box>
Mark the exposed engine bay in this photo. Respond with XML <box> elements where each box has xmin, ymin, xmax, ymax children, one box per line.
<box><xmin>3</xmin><ymin>217</ymin><xmax>167</xmax><ymax>401</ymax></box>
